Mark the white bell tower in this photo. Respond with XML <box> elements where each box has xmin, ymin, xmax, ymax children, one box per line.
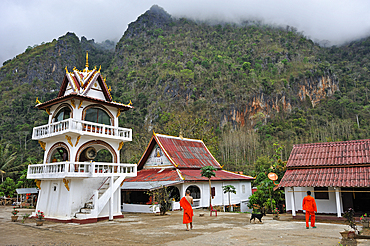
<box><xmin>28</xmin><ymin>53</ymin><xmax>137</xmax><ymax>223</ymax></box>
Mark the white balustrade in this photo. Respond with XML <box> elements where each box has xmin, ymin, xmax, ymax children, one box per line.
<box><xmin>32</xmin><ymin>118</ymin><xmax>132</xmax><ymax>141</ymax></box>
<box><xmin>27</xmin><ymin>161</ymin><xmax>137</xmax><ymax>179</ymax></box>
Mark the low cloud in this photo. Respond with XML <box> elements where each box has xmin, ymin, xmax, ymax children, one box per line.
<box><xmin>1</xmin><ymin>0</ymin><xmax>370</xmax><ymax>66</ymax></box>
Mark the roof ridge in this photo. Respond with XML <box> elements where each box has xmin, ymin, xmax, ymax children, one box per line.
<box><xmin>293</xmin><ymin>139</ymin><xmax>370</xmax><ymax>148</ymax></box>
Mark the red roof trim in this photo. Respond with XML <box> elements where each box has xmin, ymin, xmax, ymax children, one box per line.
<box><xmin>36</xmin><ymin>93</ymin><xmax>133</xmax><ymax>110</ymax></box>
<box><xmin>57</xmin><ymin>75</ymin><xmax>69</xmax><ymax>98</ymax></box>
<box><xmin>96</xmin><ymin>75</ymin><xmax>112</xmax><ymax>101</ymax></box>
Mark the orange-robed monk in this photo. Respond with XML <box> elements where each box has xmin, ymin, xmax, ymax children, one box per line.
<box><xmin>302</xmin><ymin>190</ymin><xmax>317</xmax><ymax>229</ymax></box>
<box><xmin>180</xmin><ymin>190</ymin><xmax>194</xmax><ymax>231</ymax></box>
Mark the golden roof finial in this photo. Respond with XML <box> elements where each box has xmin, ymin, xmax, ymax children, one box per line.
<box><xmin>65</xmin><ymin>66</ymin><xmax>69</xmax><ymax>73</ymax></box>
<box><xmin>128</xmin><ymin>100</ymin><xmax>132</xmax><ymax>106</ymax></box>
<box><xmin>108</xmin><ymin>86</ymin><xmax>112</xmax><ymax>92</ymax></box>
<box><xmin>98</xmin><ymin>65</ymin><xmax>101</xmax><ymax>73</ymax></box>
<box><xmin>179</xmin><ymin>131</ymin><xmax>183</xmax><ymax>140</ymax></box>
<box><xmin>36</xmin><ymin>97</ymin><xmax>41</xmax><ymax>104</ymax></box>
<box><xmin>85</xmin><ymin>51</ymin><xmax>89</xmax><ymax>69</ymax></box>
<box><xmin>103</xmin><ymin>77</ymin><xmax>106</xmax><ymax>82</ymax></box>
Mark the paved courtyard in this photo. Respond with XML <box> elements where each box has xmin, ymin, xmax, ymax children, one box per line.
<box><xmin>0</xmin><ymin>206</ymin><xmax>368</xmax><ymax>246</ymax></box>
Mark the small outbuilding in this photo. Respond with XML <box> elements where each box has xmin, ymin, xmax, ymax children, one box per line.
<box><xmin>121</xmin><ymin>133</ymin><xmax>254</xmax><ymax>213</ymax></box>
<box><xmin>279</xmin><ymin>139</ymin><xmax>370</xmax><ymax>217</ymax></box>
<box><xmin>15</xmin><ymin>188</ymin><xmax>38</xmax><ymax>207</ymax></box>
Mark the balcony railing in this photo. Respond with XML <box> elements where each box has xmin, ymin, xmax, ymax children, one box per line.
<box><xmin>32</xmin><ymin>119</ymin><xmax>132</xmax><ymax>141</ymax></box>
<box><xmin>27</xmin><ymin>161</ymin><xmax>137</xmax><ymax>179</ymax></box>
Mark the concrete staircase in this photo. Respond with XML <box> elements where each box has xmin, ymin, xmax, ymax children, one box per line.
<box><xmin>75</xmin><ymin>176</ymin><xmax>122</xmax><ymax>219</ymax></box>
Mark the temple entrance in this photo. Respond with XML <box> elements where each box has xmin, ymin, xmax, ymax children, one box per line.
<box><xmin>342</xmin><ymin>188</ymin><xmax>370</xmax><ymax>215</ymax></box>
<box><xmin>168</xmin><ymin>186</ymin><xmax>180</xmax><ymax>202</ymax></box>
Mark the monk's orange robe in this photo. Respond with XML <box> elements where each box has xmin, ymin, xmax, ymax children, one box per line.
<box><xmin>180</xmin><ymin>197</ymin><xmax>193</xmax><ymax>224</ymax></box>
<box><xmin>303</xmin><ymin>195</ymin><xmax>317</xmax><ymax>227</ymax></box>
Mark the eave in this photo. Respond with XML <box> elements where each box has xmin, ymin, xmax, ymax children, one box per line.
<box><xmin>36</xmin><ymin>93</ymin><xmax>133</xmax><ymax>111</ymax></box>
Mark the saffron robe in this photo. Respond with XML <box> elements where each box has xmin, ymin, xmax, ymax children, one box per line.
<box><xmin>302</xmin><ymin>195</ymin><xmax>317</xmax><ymax>212</ymax></box>
<box><xmin>180</xmin><ymin>196</ymin><xmax>194</xmax><ymax>224</ymax></box>
<box><xmin>303</xmin><ymin>195</ymin><xmax>317</xmax><ymax>227</ymax></box>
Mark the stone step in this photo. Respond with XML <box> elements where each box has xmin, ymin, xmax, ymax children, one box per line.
<box><xmin>80</xmin><ymin>208</ymin><xmax>92</xmax><ymax>213</ymax></box>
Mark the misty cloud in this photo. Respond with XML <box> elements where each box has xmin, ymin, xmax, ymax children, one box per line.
<box><xmin>1</xmin><ymin>0</ymin><xmax>370</xmax><ymax>66</ymax></box>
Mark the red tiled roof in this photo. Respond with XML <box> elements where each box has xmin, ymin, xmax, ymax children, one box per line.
<box><xmin>137</xmin><ymin>134</ymin><xmax>222</xmax><ymax>169</ymax></box>
<box><xmin>287</xmin><ymin>139</ymin><xmax>370</xmax><ymax>168</ymax></box>
<box><xmin>279</xmin><ymin>167</ymin><xmax>370</xmax><ymax>187</ymax></box>
<box><xmin>125</xmin><ymin>168</ymin><xmax>182</xmax><ymax>182</ymax></box>
<box><xmin>180</xmin><ymin>169</ymin><xmax>254</xmax><ymax>181</ymax></box>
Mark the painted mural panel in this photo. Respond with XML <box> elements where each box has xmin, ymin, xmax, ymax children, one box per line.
<box><xmin>144</xmin><ymin>144</ymin><xmax>173</xmax><ymax>168</ymax></box>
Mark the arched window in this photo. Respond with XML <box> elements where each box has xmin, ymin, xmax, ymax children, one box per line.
<box><xmin>54</xmin><ymin>107</ymin><xmax>71</xmax><ymax>122</ymax></box>
<box><xmin>85</xmin><ymin>108</ymin><xmax>111</xmax><ymax>125</ymax></box>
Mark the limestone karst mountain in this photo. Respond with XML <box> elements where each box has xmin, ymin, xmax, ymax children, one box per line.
<box><xmin>0</xmin><ymin>5</ymin><xmax>370</xmax><ymax>174</ymax></box>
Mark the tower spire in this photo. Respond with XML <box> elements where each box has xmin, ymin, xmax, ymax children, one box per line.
<box><xmin>85</xmin><ymin>51</ymin><xmax>89</xmax><ymax>71</ymax></box>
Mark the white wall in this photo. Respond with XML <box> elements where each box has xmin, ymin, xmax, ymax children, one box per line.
<box><xmin>35</xmin><ymin>177</ymin><xmax>109</xmax><ymax>219</ymax></box>
<box><xmin>285</xmin><ymin>187</ymin><xmax>343</xmax><ymax>215</ymax></box>
<box><xmin>182</xmin><ymin>180</ymin><xmax>252</xmax><ymax>211</ymax></box>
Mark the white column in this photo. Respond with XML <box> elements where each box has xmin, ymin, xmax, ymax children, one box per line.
<box><xmin>109</xmin><ymin>176</ymin><xmax>113</xmax><ymax>221</ymax></box>
<box><xmin>290</xmin><ymin>187</ymin><xmax>296</xmax><ymax>216</ymax></box>
<box><xmin>335</xmin><ymin>187</ymin><xmax>342</xmax><ymax>217</ymax></box>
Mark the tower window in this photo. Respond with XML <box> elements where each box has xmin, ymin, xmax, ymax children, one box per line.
<box><xmin>85</xmin><ymin>108</ymin><xmax>111</xmax><ymax>125</ymax></box>
<box><xmin>54</xmin><ymin>107</ymin><xmax>71</xmax><ymax>122</ymax></box>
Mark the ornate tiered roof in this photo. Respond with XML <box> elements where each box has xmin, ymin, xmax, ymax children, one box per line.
<box><xmin>36</xmin><ymin>52</ymin><xmax>133</xmax><ymax>110</ymax></box>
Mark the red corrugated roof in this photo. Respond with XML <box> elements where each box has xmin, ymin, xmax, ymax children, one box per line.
<box><xmin>287</xmin><ymin>139</ymin><xmax>370</xmax><ymax>168</ymax></box>
<box><xmin>125</xmin><ymin>168</ymin><xmax>254</xmax><ymax>183</ymax></box>
<box><xmin>180</xmin><ymin>169</ymin><xmax>254</xmax><ymax>181</ymax></box>
<box><xmin>155</xmin><ymin>134</ymin><xmax>222</xmax><ymax>169</ymax></box>
<box><xmin>137</xmin><ymin>134</ymin><xmax>222</xmax><ymax>169</ymax></box>
<box><xmin>279</xmin><ymin>167</ymin><xmax>370</xmax><ymax>187</ymax></box>
<box><xmin>125</xmin><ymin>168</ymin><xmax>182</xmax><ymax>182</ymax></box>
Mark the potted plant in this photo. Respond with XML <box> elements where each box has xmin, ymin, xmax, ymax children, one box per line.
<box><xmin>360</xmin><ymin>213</ymin><xmax>369</xmax><ymax>228</ymax></box>
<box><xmin>36</xmin><ymin>210</ymin><xmax>45</xmax><ymax>226</ymax></box>
<box><xmin>272</xmin><ymin>207</ymin><xmax>280</xmax><ymax>220</ymax></box>
<box><xmin>22</xmin><ymin>213</ymin><xmax>30</xmax><ymax>223</ymax></box>
<box><xmin>11</xmin><ymin>207</ymin><xmax>19</xmax><ymax>222</ymax></box>
<box><xmin>341</xmin><ymin>208</ymin><xmax>357</xmax><ymax>239</ymax></box>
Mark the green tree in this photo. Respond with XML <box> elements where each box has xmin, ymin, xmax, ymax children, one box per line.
<box><xmin>0</xmin><ymin>143</ymin><xmax>17</xmax><ymax>183</ymax></box>
<box><xmin>0</xmin><ymin>177</ymin><xmax>16</xmax><ymax>197</ymax></box>
<box><xmin>147</xmin><ymin>186</ymin><xmax>171</xmax><ymax>215</ymax></box>
<box><xmin>200</xmin><ymin>166</ymin><xmax>217</xmax><ymax>209</ymax></box>
<box><xmin>223</xmin><ymin>185</ymin><xmax>236</xmax><ymax>211</ymax></box>
<box><xmin>16</xmin><ymin>169</ymin><xmax>36</xmax><ymax>188</ymax></box>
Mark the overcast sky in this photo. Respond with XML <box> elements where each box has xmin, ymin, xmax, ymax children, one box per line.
<box><xmin>1</xmin><ymin>0</ymin><xmax>370</xmax><ymax>66</ymax></box>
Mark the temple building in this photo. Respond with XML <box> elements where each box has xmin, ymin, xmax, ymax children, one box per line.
<box><xmin>279</xmin><ymin>139</ymin><xmax>370</xmax><ymax>218</ymax></box>
<box><xmin>121</xmin><ymin>133</ymin><xmax>254</xmax><ymax>213</ymax></box>
<box><xmin>27</xmin><ymin>54</ymin><xmax>137</xmax><ymax>223</ymax></box>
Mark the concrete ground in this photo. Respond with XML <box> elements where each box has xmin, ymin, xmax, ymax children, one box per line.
<box><xmin>0</xmin><ymin>206</ymin><xmax>368</xmax><ymax>246</ymax></box>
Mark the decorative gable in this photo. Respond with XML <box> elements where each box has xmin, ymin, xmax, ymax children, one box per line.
<box><xmin>137</xmin><ymin>133</ymin><xmax>222</xmax><ymax>170</ymax></box>
<box><xmin>143</xmin><ymin>143</ymin><xmax>173</xmax><ymax>169</ymax></box>
<box><xmin>57</xmin><ymin>52</ymin><xmax>112</xmax><ymax>102</ymax></box>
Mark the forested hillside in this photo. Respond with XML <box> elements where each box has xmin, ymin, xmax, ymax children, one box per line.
<box><xmin>0</xmin><ymin>5</ymin><xmax>370</xmax><ymax>187</ymax></box>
